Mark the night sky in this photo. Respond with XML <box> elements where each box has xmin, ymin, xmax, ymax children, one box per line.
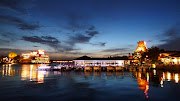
<box><xmin>0</xmin><ymin>0</ymin><xmax>179</xmax><ymax>59</ymax></box>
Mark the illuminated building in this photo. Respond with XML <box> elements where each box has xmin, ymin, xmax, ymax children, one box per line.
<box><xmin>135</xmin><ymin>41</ymin><xmax>147</xmax><ymax>53</ymax></box>
<box><xmin>159</xmin><ymin>52</ymin><xmax>180</xmax><ymax>65</ymax></box>
<box><xmin>73</xmin><ymin>56</ymin><xmax>131</xmax><ymax>67</ymax></box>
<box><xmin>134</xmin><ymin>41</ymin><xmax>148</xmax><ymax>60</ymax></box>
<box><xmin>20</xmin><ymin>50</ymin><xmax>50</xmax><ymax>63</ymax></box>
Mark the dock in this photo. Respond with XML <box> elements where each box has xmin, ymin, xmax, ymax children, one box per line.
<box><xmin>49</xmin><ymin>65</ymin><xmax>151</xmax><ymax>72</ymax></box>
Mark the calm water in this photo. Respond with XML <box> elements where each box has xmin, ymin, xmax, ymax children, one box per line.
<box><xmin>0</xmin><ymin>64</ymin><xmax>180</xmax><ymax>101</ymax></box>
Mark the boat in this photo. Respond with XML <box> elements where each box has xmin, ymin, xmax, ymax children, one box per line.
<box><xmin>53</xmin><ymin>64</ymin><xmax>73</xmax><ymax>71</ymax></box>
<box><xmin>35</xmin><ymin>64</ymin><xmax>51</xmax><ymax>71</ymax></box>
<box><xmin>53</xmin><ymin>64</ymin><xmax>63</xmax><ymax>69</ymax></box>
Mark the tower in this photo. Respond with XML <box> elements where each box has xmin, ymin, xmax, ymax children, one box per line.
<box><xmin>133</xmin><ymin>41</ymin><xmax>148</xmax><ymax>60</ymax></box>
<box><xmin>136</xmin><ymin>41</ymin><xmax>147</xmax><ymax>53</ymax></box>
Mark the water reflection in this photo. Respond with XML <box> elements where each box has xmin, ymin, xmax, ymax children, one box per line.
<box><xmin>1</xmin><ymin>64</ymin><xmax>180</xmax><ymax>85</ymax></box>
<box><xmin>1</xmin><ymin>64</ymin><xmax>15</xmax><ymax>77</ymax></box>
<box><xmin>133</xmin><ymin>72</ymin><xmax>149</xmax><ymax>98</ymax></box>
<box><xmin>20</xmin><ymin>64</ymin><xmax>48</xmax><ymax>83</ymax></box>
<box><xmin>132</xmin><ymin>70</ymin><xmax>180</xmax><ymax>98</ymax></box>
<box><xmin>161</xmin><ymin>71</ymin><xmax>180</xmax><ymax>84</ymax></box>
<box><xmin>1</xmin><ymin>64</ymin><xmax>180</xmax><ymax>100</ymax></box>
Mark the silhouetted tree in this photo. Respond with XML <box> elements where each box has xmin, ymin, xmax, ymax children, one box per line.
<box><xmin>148</xmin><ymin>46</ymin><xmax>161</xmax><ymax>61</ymax></box>
<box><xmin>140</xmin><ymin>46</ymin><xmax>161</xmax><ymax>63</ymax></box>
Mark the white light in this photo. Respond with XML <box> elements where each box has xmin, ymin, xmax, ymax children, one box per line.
<box><xmin>147</xmin><ymin>72</ymin><xmax>149</xmax><ymax>82</ymax></box>
<box><xmin>38</xmin><ymin>50</ymin><xmax>44</xmax><ymax>55</ymax></box>
<box><xmin>144</xmin><ymin>41</ymin><xmax>146</xmax><ymax>45</ymax></box>
<box><xmin>153</xmin><ymin>70</ymin><xmax>156</xmax><ymax>75</ymax></box>
<box><xmin>173</xmin><ymin>58</ymin><xmax>177</xmax><ymax>64</ymax></box>
<box><xmin>175</xmin><ymin>73</ymin><xmax>179</xmax><ymax>83</ymax></box>
<box><xmin>167</xmin><ymin>72</ymin><xmax>171</xmax><ymax>81</ymax></box>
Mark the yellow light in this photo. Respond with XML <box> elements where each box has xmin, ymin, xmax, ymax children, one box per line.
<box><xmin>160</xmin><ymin>78</ymin><xmax>164</xmax><ymax>88</ymax></box>
<box><xmin>165</xmin><ymin>59</ymin><xmax>170</xmax><ymax>63</ymax></box>
<box><xmin>144</xmin><ymin>41</ymin><xmax>146</xmax><ymax>45</ymax></box>
<box><xmin>38</xmin><ymin>49</ymin><xmax>45</xmax><ymax>55</ymax></box>
<box><xmin>37</xmin><ymin>71</ymin><xmax>45</xmax><ymax>83</ymax></box>
<box><xmin>153</xmin><ymin>70</ymin><xmax>156</xmax><ymax>75</ymax></box>
<box><xmin>167</xmin><ymin>72</ymin><xmax>171</xmax><ymax>81</ymax></box>
<box><xmin>8</xmin><ymin>52</ymin><xmax>17</xmax><ymax>59</ymax></box>
<box><xmin>175</xmin><ymin>73</ymin><xmax>179</xmax><ymax>83</ymax></box>
<box><xmin>173</xmin><ymin>58</ymin><xmax>177</xmax><ymax>64</ymax></box>
<box><xmin>147</xmin><ymin>72</ymin><xmax>149</xmax><ymax>82</ymax></box>
<box><xmin>152</xmin><ymin>64</ymin><xmax>156</xmax><ymax>68</ymax></box>
<box><xmin>22</xmin><ymin>53</ymin><xmax>30</xmax><ymax>59</ymax></box>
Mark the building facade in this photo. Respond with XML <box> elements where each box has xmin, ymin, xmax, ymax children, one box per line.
<box><xmin>159</xmin><ymin>52</ymin><xmax>180</xmax><ymax>65</ymax></box>
<box><xmin>20</xmin><ymin>50</ymin><xmax>50</xmax><ymax>63</ymax></box>
<box><xmin>73</xmin><ymin>56</ymin><xmax>131</xmax><ymax>67</ymax></box>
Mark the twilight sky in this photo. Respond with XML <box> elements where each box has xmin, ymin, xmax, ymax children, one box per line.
<box><xmin>0</xmin><ymin>0</ymin><xmax>180</xmax><ymax>59</ymax></box>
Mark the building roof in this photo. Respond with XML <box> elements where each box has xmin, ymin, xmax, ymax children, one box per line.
<box><xmin>73</xmin><ymin>56</ymin><xmax>132</xmax><ymax>60</ymax></box>
<box><xmin>161</xmin><ymin>51</ymin><xmax>180</xmax><ymax>57</ymax></box>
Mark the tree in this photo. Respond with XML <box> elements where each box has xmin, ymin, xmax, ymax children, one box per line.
<box><xmin>147</xmin><ymin>46</ymin><xmax>160</xmax><ymax>61</ymax></box>
<box><xmin>140</xmin><ymin>46</ymin><xmax>161</xmax><ymax>64</ymax></box>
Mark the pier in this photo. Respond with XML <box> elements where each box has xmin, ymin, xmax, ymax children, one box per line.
<box><xmin>51</xmin><ymin>65</ymin><xmax>151</xmax><ymax>72</ymax></box>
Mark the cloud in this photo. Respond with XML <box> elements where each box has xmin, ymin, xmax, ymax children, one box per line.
<box><xmin>88</xmin><ymin>26</ymin><xmax>95</xmax><ymax>30</ymax></box>
<box><xmin>159</xmin><ymin>37</ymin><xmax>180</xmax><ymax>51</ymax></box>
<box><xmin>21</xmin><ymin>35</ymin><xmax>78</xmax><ymax>52</ymax></box>
<box><xmin>85</xmin><ymin>30</ymin><xmax>99</xmax><ymax>37</ymax></box>
<box><xmin>69</xmin><ymin>34</ymin><xmax>91</xmax><ymax>45</ymax></box>
<box><xmin>0</xmin><ymin>39</ymin><xmax>9</xmax><ymax>46</ymax></box>
<box><xmin>0</xmin><ymin>15</ymin><xmax>40</xmax><ymax>30</ymax></box>
<box><xmin>63</xmin><ymin>13</ymin><xmax>89</xmax><ymax>31</ymax></box>
<box><xmin>158</xmin><ymin>24</ymin><xmax>180</xmax><ymax>50</ymax></box>
<box><xmin>101</xmin><ymin>48</ymin><xmax>130</xmax><ymax>52</ymax></box>
<box><xmin>0</xmin><ymin>0</ymin><xmax>27</xmax><ymax>13</ymax></box>
<box><xmin>0</xmin><ymin>48</ymin><xmax>34</xmax><ymax>56</ymax></box>
<box><xmin>62</xmin><ymin>13</ymin><xmax>104</xmax><ymax>48</ymax></box>
<box><xmin>22</xmin><ymin>36</ymin><xmax>60</xmax><ymax>49</ymax></box>
<box><xmin>66</xmin><ymin>26</ymin><xmax>100</xmax><ymax>46</ymax></box>
<box><xmin>89</xmin><ymin>42</ymin><xmax>106</xmax><ymax>47</ymax></box>
<box><xmin>0</xmin><ymin>32</ymin><xmax>19</xmax><ymax>40</ymax></box>
<box><xmin>0</xmin><ymin>32</ymin><xmax>14</xmax><ymax>37</ymax></box>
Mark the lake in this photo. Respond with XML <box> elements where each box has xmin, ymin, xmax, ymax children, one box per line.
<box><xmin>0</xmin><ymin>64</ymin><xmax>180</xmax><ymax>101</ymax></box>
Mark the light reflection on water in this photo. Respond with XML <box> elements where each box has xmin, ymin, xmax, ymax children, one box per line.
<box><xmin>0</xmin><ymin>64</ymin><xmax>180</xmax><ymax>101</ymax></box>
<box><xmin>20</xmin><ymin>64</ymin><xmax>49</xmax><ymax>83</ymax></box>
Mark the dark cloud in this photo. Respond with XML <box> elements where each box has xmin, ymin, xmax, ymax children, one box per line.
<box><xmin>22</xmin><ymin>35</ymin><xmax>78</xmax><ymax>52</ymax></box>
<box><xmin>0</xmin><ymin>0</ymin><xmax>27</xmax><ymax>13</ymax></box>
<box><xmin>0</xmin><ymin>32</ymin><xmax>20</xmax><ymax>46</ymax></box>
<box><xmin>0</xmin><ymin>32</ymin><xmax>13</xmax><ymax>37</ymax></box>
<box><xmin>88</xmin><ymin>26</ymin><xmax>95</xmax><ymax>30</ymax></box>
<box><xmin>85</xmin><ymin>25</ymin><xmax>99</xmax><ymax>37</ymax></box>
<box><xmin>163</xmin><ymin>25</ymin><xmax>179</xmax><ymax>38</ymax></box>
<box><xmin>69</xmin><ymin>34</ymin><xmax>91</xmax><ymax>44</ymax></box>
<box><xmin>33</xmin><ymin>46</ymin><xmax>39</xmax><ymax>47</ymax></box>
<box><xmin>19</xmin><ymin>22</ymin><xmax>40</xmax><ymax>30</ymax></box>
<box><xmin>63</xmin><ymin>13</ymin><xmax>89</xmax><ymax>31</ymax></box>
<box><xmin>0</xmin><ymin>39</ymin><xmax>9</xmax><ymax>45</ymax></box>
<box><xmin>159</xmin><ymin>38</ymin><xmax>180</xmax><ymax>51</ymax></box>
<box><xmin>66</xmin><ymin>26</ymin><xmax>100</xmax><ymax>46</ymax></box>
<box><xmin>0</xmin><ymin>15</ymin><xmax>40</xmax><ymax>30</ymax></box>
<box><xmin>22</xmin><ymin>36</ymin><xmax>60</xmax><ymax>49</ymax></box>
<box><xmin>101</xmin><ymin>48</ymin><xmax>130</xmax><ymax>52</ymax></box>
<box><xmin>89</xmin><ymin>42</ymin><xmax>106</xmax><ymax>47</ymax></box>
<box><xmin>158</xmin><ymin>24</ymin><xmax>180</xmax><ymax>50</ymax></box>
<box><xmin>85</xmin><ymin>30</ymin><xmax>99</xmax><ymax>37</ymax></box>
